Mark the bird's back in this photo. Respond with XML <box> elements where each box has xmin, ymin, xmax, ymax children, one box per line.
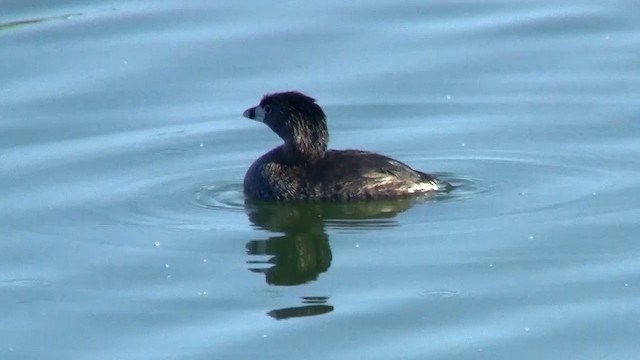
<box><xmin>244</xmin><ymin>148</ymin><xmax>438</xmax><ymax>201</ymax></box>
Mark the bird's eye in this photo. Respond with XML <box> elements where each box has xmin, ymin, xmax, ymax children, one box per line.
<box><xmin>263</xmin><ymin>104</ymin><xmax>271</xmax><ymax>114</ymax></box>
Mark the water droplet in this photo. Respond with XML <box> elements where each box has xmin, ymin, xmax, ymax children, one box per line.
<box><xmin>154</xmin><ymin>241</ymin><xmax>160</xmax><ymax>247</ymax></box>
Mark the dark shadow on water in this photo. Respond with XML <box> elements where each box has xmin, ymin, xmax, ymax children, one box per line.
<box><xmin>246</xmin><ymin>217</ymin><xmax>331</xmax><ymax>286</ymax></box>
<box><xmin>245</xmin><ymin>200</ymin><xmax>424</xmax><ymax>320</ymax></box>
<box><xmin>0</xmin><ymin>8</ymin><xmax>119</xmax><ymax>32</ymax></box>
<box><xmin>244</xmin><ymin>198</ymin><xmax>421</xmax><ymax>319</ymax></box>
<box><xmin>245</xmin><ymin>199</ymin><xmax>418</xmax><ymax>285</ymax></box>
<box><xmin>268</xmin><ymin>304</ymin><xmax>334</xmax><ymax>320</ymax></box>
<box><xmin>0</xmin><ymin>13</ymin><xmax>82</xmax><ymax>31</ymax></box>
<box><xmin>268</xmin><ymin>295</ymin><xmax>334</xmax><ymax>320</ymax></box>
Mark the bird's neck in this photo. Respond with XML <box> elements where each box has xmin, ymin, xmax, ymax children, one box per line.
<box><xmin>281</xmin><ymin>141</ymin><xmax>326</xmax><ymax>164</ymax></box>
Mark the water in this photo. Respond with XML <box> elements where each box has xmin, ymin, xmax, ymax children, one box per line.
<box><xmin>2</xmin><ymin>1</ymin><xmax>640</xmax><ymax>359</ymax></box>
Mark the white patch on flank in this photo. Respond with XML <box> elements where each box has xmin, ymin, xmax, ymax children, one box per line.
<box><xmin>253</xmin><ymin>106</ymin><xmax>266</xmax><ymax>122</ymax></box>
<box><xmin>407</xmin><ymin>181</ymin><xmax>439</xmax><ymax>193</ymax></box>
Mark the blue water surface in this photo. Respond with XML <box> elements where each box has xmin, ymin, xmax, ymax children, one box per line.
<box><xmin>2</xmin><ymin>1</ymin><xmax>640</xmax><ymax>359</ymax></box>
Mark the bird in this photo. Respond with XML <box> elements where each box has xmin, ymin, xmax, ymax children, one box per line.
<box><xmin>242</xmin><ymin>91</ymin><xmax>442</xmax><ymax>201</ymax></box>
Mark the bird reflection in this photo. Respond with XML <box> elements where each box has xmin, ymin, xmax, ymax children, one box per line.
<box><xmin>245</xmin><ymin>199</ymin><xmax>416</xmax><ymax>285</ymax></box>
<box><xmin>268</xmin><ymin>304</ymin><xmax>334</xmax><ymax>320</ymax></box>
<box><xmin>245</xmin><ymin>202</ymin><xmax>333</xmax><ymax>286</ymax></box>
<box><xmin>244</xmin><ymin>199</ymin><xmax>419</xmax><ymax>319</ymax></box>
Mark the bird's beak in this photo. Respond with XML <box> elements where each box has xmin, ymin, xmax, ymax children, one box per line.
<box><xmin>242</xmin><ymin>106</ymin><xmax>255</xmax><ymax>120</ymax></box>
<box><xmin>243</xmin><ymin>105</ymin><xmax>265</xmax><ymax>122</ymax></box>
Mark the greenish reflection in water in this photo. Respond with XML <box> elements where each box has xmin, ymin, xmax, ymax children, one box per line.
<box><xmin>244</xmin><ymin>199</ymin><xmax>418</xmax><ymax>319</ymax></box>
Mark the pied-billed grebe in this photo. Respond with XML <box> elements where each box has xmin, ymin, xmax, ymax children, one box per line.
<box><xmin>242</xmin><ymin>91</ymin><xmax>442</xmax><ymax>201</ymax></box>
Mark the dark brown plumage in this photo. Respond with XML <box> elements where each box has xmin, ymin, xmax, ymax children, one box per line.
<box><xmin>242</xmin><ymin>91</ymin><xmax>441</xmax><ymax>201</ymax></box>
